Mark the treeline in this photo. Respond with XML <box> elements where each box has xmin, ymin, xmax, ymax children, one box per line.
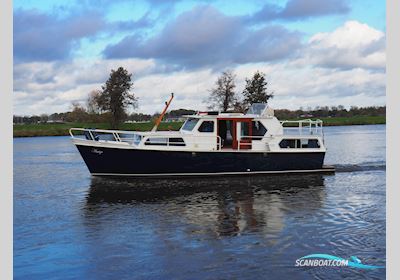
<box><xmin>13</xmin><ymin>108</ymin><xmax>196</xmax><ymax>124</ymax></box>
<box><xmin>14</xmin><ymin>105</ymin><xmax>385</xmax><ymax>124</ymax></box>
<box><xmin>274</xmin><ymin>105</ymin><xmax>386</xmax><ymax>119</ymax></box>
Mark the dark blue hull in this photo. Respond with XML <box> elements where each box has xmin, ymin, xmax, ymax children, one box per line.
<box><xmin>75</xmin><ymin>144</ymin><xmax>327</xmax><ymax>177</ymax></box>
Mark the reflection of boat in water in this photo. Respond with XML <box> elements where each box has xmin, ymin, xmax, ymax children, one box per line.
<box><xmin>86</xmin><ymin>174</ymin><xmax>325</xmax><ymax>203</ymax></box>
<box><xmin>85</xmin><ymin>175</ymin><xmax>327</xmax><ymax>237</ymax></box>
<box><xmin>71</xmin><ymin>98</ymin><xmax>334</xmax><ymax>177</ymax></box>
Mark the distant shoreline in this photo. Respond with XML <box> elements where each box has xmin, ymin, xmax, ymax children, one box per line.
<box><xmin>13</xmin><ymin>116</ymin><xmax>385</xmax><ymax>137</ymax></box>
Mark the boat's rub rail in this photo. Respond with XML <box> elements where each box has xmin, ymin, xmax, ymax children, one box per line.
<box><xmin>90</xmin><ymin>166</ymin><xmax>335</xmax><ymax>177</ymax></box>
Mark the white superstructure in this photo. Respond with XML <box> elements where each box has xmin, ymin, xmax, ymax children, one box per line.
<box><xmin>70</xmin><ymin>103</ymin><xmax>326</xmax><ymax>154</ymax></box>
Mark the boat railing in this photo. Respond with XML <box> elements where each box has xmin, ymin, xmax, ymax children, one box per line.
<box><xmin>69</xmin><ymin>128</ymin><xmax>222</xmax><ymax>150</ymax></box>
<box><xmin>69</xmin><ymin>128</ymin><xmax>140</xmax><ymax>142</ymax></box>
<box><xmin>280</xmin><ymin>119</ymin><xmax>323</xmax><ymax>136</ymax></box>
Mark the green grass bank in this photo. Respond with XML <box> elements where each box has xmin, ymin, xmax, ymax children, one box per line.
<box><xmin>13</xmin><ymin>115</ymin><xmax>385</xmax><ymax>137</ymax></box>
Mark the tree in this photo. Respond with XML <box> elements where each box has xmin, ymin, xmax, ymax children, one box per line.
<box><xmin>67</xmin><ymin>102</ymin><xmax>88</xmax><ymax>122</ymax></box>
<box><xmin>86</xmin><ymin>90</ymin><xmax>102</xmax><ymax>114</ymax></box>
<box><xmin>207</xmin><ymin>70</ymin><xmax>237</xmax><ymax>111</ymax></box>
<box><xmin>233</xmin><ymin>101</ymin><xmax>247</xmax><ymax>113</ymax></box>
<box><xmin>97</xmin><ymin>67</ymin><xmax>138</xmax><ymax>128</ymax></box>
<box><xmin>242</xmin><ymin>71</ymin><xmax>273</xmax><ymax>109</ymax></box>
<box><xmin>40</xmin><ymin>114</ymin><xmax>49</xmax><ymax>123</ymax></box>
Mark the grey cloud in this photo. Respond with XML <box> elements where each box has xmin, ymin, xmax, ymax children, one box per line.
<box><xmin>249</xmin><ymin>0</ymin><xmax>350</xmax><ymax>22</ymax></box>
<box><xmin>323</xmin><ymin>79</ymin><xmax>385</xmax><ymax>99</ymax></box>
<box><xmin>104</xmin><ymin>6</ymin><xmax>243</xmax><ymax>64</ymax></box>
<box><xmin>361</xmin><ymin>36</ymin><xmax>386</xmax><ymax>56</ymax></box>
<box><xmin>103</xmin><ymin>5</ymin><xmax>303</xmax><ymax>69</ymax></box>
<box><xmin>234</xmin><ymin>26</ymin><xmax>303</xmax><ymax>63</ymax></box>
<box><xmin>79</xmin><ymin>0</ymin><xmax>180</xmax><ymax>7</ymax></box>
<box><xmin>14</xmin><ymin>9</ymin><xmax>106</xmax><ymax>62</ymax></box>
<box><xmin>111</xmin><ymin>11</ymin><xmax>155</xmax><ymax>32</ymax></box>
<box><xmin>280</xmin><ymin>0</ymin><xmax>349</xmax><ymax>19</ymax></box>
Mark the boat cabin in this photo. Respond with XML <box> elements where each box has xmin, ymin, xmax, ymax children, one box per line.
<box><xmin>179</xmin><ymin>103</ymin><xmax>281</xmax><ymax>150</ymax></box>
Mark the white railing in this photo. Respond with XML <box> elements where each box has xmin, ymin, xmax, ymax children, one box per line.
<box><xmin>280</xmin><ymin>119</ymin><xmax>323</xmax><ymax>136</ymax></box>
<box><xmin>69</xmin><ymin>128</ymin><xmax>139</xmax><ymax>142</ymax></box>
<box><xmin>69</xmin><ymin>128</ymin><xmax>222</xmax><ymax>150</ymax></box>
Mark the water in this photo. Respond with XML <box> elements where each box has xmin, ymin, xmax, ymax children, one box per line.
<box><xmin>14</xmin><ymin>125</ymin><xmax>386</xmax><ymax>279</ymax></box>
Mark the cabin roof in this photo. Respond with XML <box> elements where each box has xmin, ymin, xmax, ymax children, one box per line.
<box><xmin>181</xmin><ymin>113</ymin><xmax>272</xmax><ymax>119</ymax></box>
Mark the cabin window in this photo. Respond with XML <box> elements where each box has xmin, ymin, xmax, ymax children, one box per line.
<box><xmin>145</xmin><ymin>138</ymin><xmax>168</xmax><ymax>146</ymax></box>
<box><xmin>252</xmin><ymin>121</ymin><xmax>267</xmax><ymax>140</ymax></box>
<box><xmin>300</xmin><ymin>139</ymin><xmax>320</xmax><ymax>148</ymax></box>
<box><xmin>279</xmin><ymin>139</ymin><xmax>300</xmax><ymax>148</ymax></box>
<box><xmin>246</xmin><ymin>103</ymin><xmax>268</xmax><ymax>115</ymax></box>
<box><xmin>132</xmin><ymin>134</ymin><xmax>142</xmax><ymax>145</ymax></box>
<box><xmin>181</xmin><ymin>118</ymin><xmax>199</xmax><ymax>131</ymax></box>
<box><xmin>145</xmin><ymin>137</ymin><xmax>186</xmax><ymax>146</ymax></box>
<box><xmin>168</xmin><ymin>138</ymin><xmax>186</xmax><ymax>146</ymax></box>
<box><xmin>198</xmin><ymin>121</ymin><xmax>214</xmax><ymax>132</ymax></box>
<box><xmin>119</xmin><ymin>133</ymin><xmax>142</xmax><ymax>145</ymax></box>
<box><xmin>279</xmin><ymin>139</ymin><xmax>320</xmax><ymax>149</ymax></box>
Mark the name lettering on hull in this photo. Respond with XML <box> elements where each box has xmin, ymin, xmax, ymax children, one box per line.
<box><xmin>91</xmin><ymin>148</ymin><xmax>103</xmax><ymax>155</ymax></box>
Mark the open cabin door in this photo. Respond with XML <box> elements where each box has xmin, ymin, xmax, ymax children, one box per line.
<box><xmin>217</xmin><ymin>119</ymin><xmax>235</xmax><ymax>149</ymax></box>
<box><xmin>217</xmin><ymin>118</ymin><xmax>252</xmax><ymax>150</ymax></box>
<box><xmin>236</xmin><ymin>120</ymin><xmax>252</xmax><ymax>150</ymax></box>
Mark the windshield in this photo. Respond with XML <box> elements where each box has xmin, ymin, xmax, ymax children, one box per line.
<box><xmin>246</xmin><ymin>103</ymin><xmax>268</xmax><ymax>115</ymax></box>
<box><xmin>181</xmin><ymin>118</ymin><xmax>199</xmax><ymax>131</ymax></box>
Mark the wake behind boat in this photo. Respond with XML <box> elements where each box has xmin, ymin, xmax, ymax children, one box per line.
<box><xmin>70</xmin><ymin>97</ymin><xmax>334</xmax><ymax>177</ymax></box>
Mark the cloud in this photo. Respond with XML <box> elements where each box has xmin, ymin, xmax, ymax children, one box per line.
<box><xmin>279</xmin><ymin>0</ymin><xmax>350</xmax><ymax>19</ymax></box>
<box><xmin>13</xmin><ymin>57</ymin><xmax>386</xmax><ymax>116</ymax></box>
<box><xmin>13</xmin><ymin>58</ymin><xmax>157</xmax><ymax>115</ymax></box>
<box><xmin>104</xmin><ymin>6</ymin><xmax>243</xmax><ymax>66</ymax></box>
<box><xmin>304</xmin><ymin>21</ymin><xmax>386</xmax><ymax>70</ymax></box>
<box><xmin>13</xmin><ymin>6</ymin><xmax>385</xmax><ymax>116</ymax></box>
<box><xmin>249</xmin><ymin>0</ymin><xmax>350</xmax><ymax>22</ymax></box>
<box><xmin>103</xmin><ymin>5</ymin><xmax>302</xmax><ymax>69</ymax></box>
<box><xmin>111</xmin><ymin>12</ymin><xmax>154</xmax><ymax>31</ymax></box>
<box><xmin>13</xmin><ymin>10</ymin><xmax>105</xmax><ymax>62</ymax></box>
<box><xmin>233</xmin><ymin>25</ymin><xmax>303</xmax><ymax>64</ymax></box>
<box><xmin>13</xmin><ymin>7</ymin><xmax>156</xmax><ymax>63</ymax></box>
<box><xmin>233</xmin><ymin>61</ymin><xmax>385</xmax><ymax>102</ymax></box>
<box><xmin>14</xmin><ymin>9</ymin><xmax>106</xmax><ymax>62</ymax></box>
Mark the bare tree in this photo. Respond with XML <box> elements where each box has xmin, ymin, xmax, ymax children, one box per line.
<box><xmin>67</xmin><ymin>102</ymin><xmax>88</xmax><ymax>122</ymax></box>
<box><xmin>207</xmin><ymin>70</ymin><xmax>237</xmax><ymax>111</ymax></box>
<box><xmin>86</xmin><ymin>90</ymin><xmax>102</xmax><ymax>114</ymax></box>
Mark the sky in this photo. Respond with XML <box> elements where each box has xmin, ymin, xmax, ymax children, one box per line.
<box><xmin>13</xmin><ymin>0</ymin><xmax>386</xmax><ymax>115</ymax></box>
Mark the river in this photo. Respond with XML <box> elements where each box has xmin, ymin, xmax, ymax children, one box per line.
<box><xmin>14</xmin><ymin>125</ymin><xmax>386</xmax><ymax>279</ymax></box>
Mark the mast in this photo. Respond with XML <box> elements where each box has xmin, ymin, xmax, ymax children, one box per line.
<box><xmin>151</xmin><ymin>93</ymin><xmax>174</xmax><ymax>132</ymax></box>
